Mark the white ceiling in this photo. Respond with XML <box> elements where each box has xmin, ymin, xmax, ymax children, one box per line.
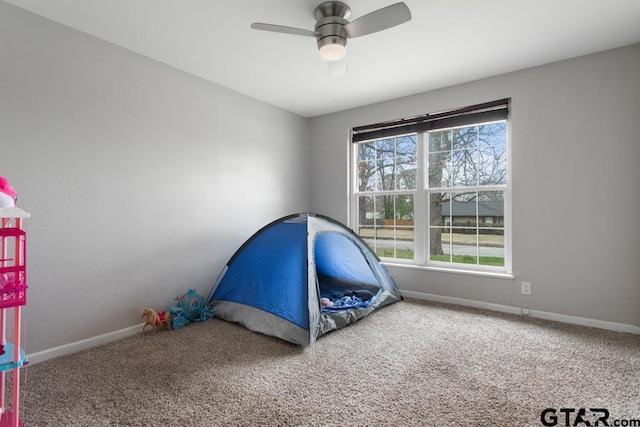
<box><xmin>5</xmin><ymin>0</ymin><xmax>640</xmax><ymax>117</ymax></box>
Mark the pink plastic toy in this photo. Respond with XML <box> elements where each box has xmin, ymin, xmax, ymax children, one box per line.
<box><xmin>0</xmin><ymin>178</ymin><xmax>16</xmax><ymax>209</ymax></box>
<box><xmin>0</xmin><ymin>177</ymin><xmax>28</xmax><ymax>427</ymax></box>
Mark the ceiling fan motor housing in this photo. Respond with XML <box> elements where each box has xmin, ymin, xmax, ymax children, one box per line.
<box><xmin>314</xmin><ymin>1</ymin><xmax>351</xmax><ymax>56</ymax></box>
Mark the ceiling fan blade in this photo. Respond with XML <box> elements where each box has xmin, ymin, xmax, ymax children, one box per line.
<box><xmin>345</xmin><ymin>2</ymin><xmax>411</xmax><ymax>38</ymax></box>
<box><xmin>250</xmin><ymin>23</ymin><xmax>318</xmax><ymax>37</ymax></box>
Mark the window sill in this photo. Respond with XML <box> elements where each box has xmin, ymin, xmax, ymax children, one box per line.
<box><xmin>383</xmin><ymin>261</ymin><xmax>515</xmax><ymax>280</ymax></box>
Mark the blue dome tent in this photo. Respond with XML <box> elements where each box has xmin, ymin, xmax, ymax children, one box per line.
<box><xmin>207</xmin><ymin>213</ymin><xmax>402</xmax><ymax>346</ymax></box>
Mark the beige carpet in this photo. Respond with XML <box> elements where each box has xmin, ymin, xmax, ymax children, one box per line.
<box><xmin>17</xmin><ymin>299</ymin><xmax>640</xmax><ymax>426</ymax></box>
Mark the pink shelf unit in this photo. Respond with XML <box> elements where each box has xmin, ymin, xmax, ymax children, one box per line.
<box><xmin>0</xmin><ymin>228</ymin><xmax>26</xmax><ymax>309</ymax></box>
<box><xmin>0</xmin><ymin>207</ymin><xmax>30</xmax><ymax>427</ymax></box>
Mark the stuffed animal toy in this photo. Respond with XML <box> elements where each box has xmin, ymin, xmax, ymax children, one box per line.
<box><xmin>320</xmin><ymin>297</ymin><xmax>334</xmax><ymax>308</ymax></box>
<box><xmin>0</xmin><ymin>176</ymin><xmax>17</xmax><ymax>208</ymax></box>
<box><xmin>141</xmin><ymin>308</ymin><xmax>171</xmax><ymax>335</ymax></box>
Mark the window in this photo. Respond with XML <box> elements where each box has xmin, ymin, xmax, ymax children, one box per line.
<box><xmin>355</xmin><ymin>134</ymin><xmax>417</xmax><ymax>260</ymax></box>
<box><xmin>351</xmin><ymin>99</ymin><xmax>510</xmax><ymax>274</ymax></box>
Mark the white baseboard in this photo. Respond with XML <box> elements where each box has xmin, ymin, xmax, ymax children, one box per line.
<box><xmin>27</xmin><ymin>323</ymin><xmax>144</xmax><ymax>365</ymax></box>
<box><xmin>401</xmin><ymin>290</ymin><xmax>640</xmax><ymax>335</ymax></box>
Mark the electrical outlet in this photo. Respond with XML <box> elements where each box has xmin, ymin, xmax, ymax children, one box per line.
<box><xmin>521</xmin><ymin>281</ymin><xmax>531</xmax><ymax>295</ymax></box>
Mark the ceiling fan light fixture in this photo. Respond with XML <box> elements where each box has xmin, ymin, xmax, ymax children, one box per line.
<box><xmin>318</xmin><ymin>36</ymin><xmax>347</xmax><ymax>61</ymax></box>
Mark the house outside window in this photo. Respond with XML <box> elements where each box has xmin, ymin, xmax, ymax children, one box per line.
<box><xmin>351</xmin><ymin>99</ymin><xmax>510</xmax><ymax>275</ymax></box>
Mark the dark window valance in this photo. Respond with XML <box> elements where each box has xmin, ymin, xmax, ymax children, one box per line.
<box><xmin>351</xmin><ymin>98</ymin><xmax>510</xmax><ymax>143</ymax></box>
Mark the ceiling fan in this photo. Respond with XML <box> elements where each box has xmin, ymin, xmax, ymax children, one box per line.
<box><xmin>251</xmin><ymin>2</ymin><xmax>412</xmax><ymax>62</ymax></box>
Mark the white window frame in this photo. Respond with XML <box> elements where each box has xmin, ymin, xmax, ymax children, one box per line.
<box><xmin>349</xmin><ymin>101</ymin><xmax>512</xmax><ymax>278</ymax></box>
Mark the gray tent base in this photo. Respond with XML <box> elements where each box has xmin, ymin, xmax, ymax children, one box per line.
<box><xmin>213</xmin><ymin>289</ymin><xmax>400</xmax><ymax>346</ymax></box>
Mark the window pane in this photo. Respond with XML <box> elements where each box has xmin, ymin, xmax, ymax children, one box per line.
<box><xmin>396</xmin><ymin>135</ymin><xmax>417</xmax><ymax>190</ymax></box>
<box><xmin>396</xmin><ymin>155</ymin><xmax>417</xmax><ymax>190</ymax></box>
<box><xmin>427</xmin><ymin>130</ymin><xmax>452</xmax><ymax>189</ymax></box>
<box><xmin>428</xmin><ymin>150</ymin><xmax>451</xmax><ymax>188</ymax></box>
<box><xmin>380</xmin><ymin>158</ymin><xmax>396</xmax><ymax>191</ymax></box>
<box><xmin>357</xmin><ymin>160</ymin><xmax>378</xmax><ymax>191</ymax></box>
<box><xmin>450</xmin><ymin>230</ymin><xmax>478</xmax><ymax>265</ymax></box>
<box><xmin>358</xmin><ymin>136</ymin><xmax>418</xmax><ymax>192</ymax></box>
<box><xmin>453</xmin><ymin>125</ymin><xmax>478</xmax><ymax>149</ymax></box>
<box><xmin>451</xmin><ymin>191</ymin><xmax>478</xmax><ymax>227</ymax></box>
<box><xmin>478</xmin><ymin>121</ymin><xmax>506</xmax><ymax>147</ymax></box>
<box><xmin>477</xmin><ymin>145</ymin><xmax>507</xmax><ymax>185</ymax></box>
<box><xmin>428</xmin><ymin>129</ymin><xmax>452</xmax><ymax>152</ymax></box>
<box><xmin>358</xmin><ymin>194</ymin><xmax>414</xmax><ymax>260</ymax></box>
<box><xmin>389</xmin><ymin>195</ymin><xmax>415</xmax><ymax>259</ymax></box>
<box><xmin>451</xmin><ymin>148</ymin><xmax>478</xmax><ymax>187</ymax></box>
<box><xmin>358</xmin><ymin>142</ymin><xmax>376</xmax><ymax>162</ymax></box>
<box><xmin>358</xmin><ymin>195</ymin><xmax>383</xmax><ymax>255</ymax></box>
<box><xmin>356</xmin><ymin>157</ymin><xmax>394</xmax><ymax>192</ymax></box>
<box><xmin>430</xmin><ymin>226</ymin><xmax>452</xmax><ymax>262</ymax></box>
<box><xmin>357</xmin><ymin>195</ymin><xmax>375</xmax><ymax>227</ymax></box>
<box><xmin>429</xmin><ymin>226</ymin><xmax>451</xmax><ymax>263</ymax></box>
<box><xmin>429</xmin><ymin>192</ymin><xmax>448</xmax><ymax>261</ymax></box>
<box><xmin>430</xmin><ymin>192</ymin><xmax>447</xmax><ymax>227</ymax></box>
<box><xmin>397</xmin><ymin>135</ymin><xmax>417</xmax><ymax>156</ymax></box>
<box><xmin>478</xmin><ymin>191</ymin><xmax>504</xmax><ymax>266</ymax></box>
<box><xmin>478</xmin><ymin>191</ymin><xmax>504</xmax><ymax>218</ymax></box>
<box><xmin>376</xmin><ymin>139</ymin><xmax>396</xmax><ymax>159</ymax></box>
<box><xmin>429</xmin><ymin>188</ymin><xmax>506</xmax><ymax>267</ymax></box>
<box><xmin>478</xmin><ymin>122</ymin><xmax>507</xmax><ymax>185</ymax></box>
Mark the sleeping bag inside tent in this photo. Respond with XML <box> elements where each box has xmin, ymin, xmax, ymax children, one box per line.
<box><xmin>207</xmin><ymin>213</ymin><xmax>402</xmax><ymax>346</ymax></box>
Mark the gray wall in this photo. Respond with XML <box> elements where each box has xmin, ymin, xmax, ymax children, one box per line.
<box><xmin>309</xmin><ymin>43</ymin><xmax>640</xmax><ymax>329</ymax></box>
<box><xmin>0</xmin><ymin>2</ymin><xmax>309</xmax><ymax>354</ymax></box>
